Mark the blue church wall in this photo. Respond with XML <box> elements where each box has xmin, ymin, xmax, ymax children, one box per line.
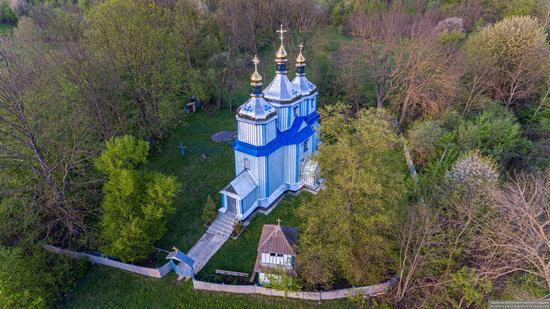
<box><xmin>275</xmin><ymin>106</ymin><xmax>292</xmax><ymax>132</ymax></box>
<box><xmin>265</xmin><ymin>120</ymin><xmax>277</xmax><ymax>143</ymax></box>
<box><xmin>284</xmin><ymin>144</ymin><xmax>297</xmax><ymax>184</ymax></box>
<box><xmin>232</xmin><ymin>112</ymin><xmax>318</xmax><ymax>158</ymax></box>
<box><xmin>234</xmin><ymin>152</ymin><xmax>266</xmax><ymax>198</ymax></box>
<box><xmin>237</xmin><ymin>120</ymin><xmax>277</xmax><ymax>146</ymax></box>
<box><xmin>240</xmin><ymin>186</ymin><xmax>258</xmax><ymax>215</ymax></box>
<box><xmin>267</xmin><ymin>147</ymin><xmax>285</xmax><ymax>195</ymax></box>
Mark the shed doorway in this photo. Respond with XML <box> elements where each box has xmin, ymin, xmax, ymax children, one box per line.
<box><xmin>227</xmin><ymin>196</ymin><xmax>237</xmax><ymax>214</ymax></box>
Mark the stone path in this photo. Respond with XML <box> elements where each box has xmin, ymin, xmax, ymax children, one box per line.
<box><xmin>176</xmin><ymin>213</ymin><xmax>235</xmax><ymax>280</ymax></box>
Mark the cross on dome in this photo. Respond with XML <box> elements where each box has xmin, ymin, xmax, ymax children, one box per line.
<box><xmin>299</xmin><ymin>42</ymin><xmax>303</xmax><ymax>52</ymax></box>
<box><xmin>250</xmin><ymin>54</ymin><xmax>263</xmax><ymax>87</ymax></box>
<box><xmin>252</xmin><ymin>55</ymin><xmax>260</xmax><ymax>70</ymax></box>
<box><xmin>276</xmin><ymin>25</ymin><xmax>287</xmax><ymax>41</ymax></box>
<box><xmin>276</xmin><ymin>218</ymin><xmax>282</xmax><ymax>225</ymax></box>
<box><xmin>275</xmin><ymin>25</ymin><xmax>288</xmax><ymax>63</ymax></box>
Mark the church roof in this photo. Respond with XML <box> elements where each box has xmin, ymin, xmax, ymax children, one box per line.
<box><xmin>257</xmin><ymin>224</ymin><xmax>297</xmax><ymax>255</ymax></box>
<box><xmin>263</xmin><ymin>74</ymin><xmax>301</xmax><ymax>103</ymax></box>
<box><xmin>292</xmin><ymin>75</ymin><xmax>317</xmax><ymax>96</ymax></box>
<box><xmin>222</xmin><ymin>169</ymin><xmax>258</xmax><ymax>198</ymax></box>
<box><xmin>237</xmin><ymin>96</ymin><xmax>277</xmax><ymax>122</ymax></box>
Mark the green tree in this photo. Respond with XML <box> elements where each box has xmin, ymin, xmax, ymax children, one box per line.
<box><xmin>97</xmin><ymin>136</ymin><xmax>180</xmax><ymax>262</ymax></box>
<box><xmin>298</xmin><ymin>104</ymin><xmax>408</xmax><ymax>288</ymax></box>
<box><xmin>85</xmin><ymin>0</ymin><xmax>183</xmax><ymax>139</ymax></box>
<box><xmin>201</xmin><ymin>195</ymin><xmax>217</xmax><ymax>225</ymax></box>
<box><xmin>464</xmin><ymin>16</ymin><xmax>549</xmax><ymax>108</ymax></box>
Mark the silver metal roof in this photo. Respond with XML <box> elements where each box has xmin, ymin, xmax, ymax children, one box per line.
<box><xmin>237</xmin><ymin>96</ymin><xmax>277</xmax><ymax>122</ymax></box>
<box><xmin>263</xmin><ymin>73</ymin><xmax>301</xmax><ymax>103</ymax></box>
<box><xmin>302</xmin><ymin>158</ymin><xmax>319</xmax><ymax>175</ymax></box>
<box><xmin>223</xmin><ymin>169</ymin><xmax>258</xmax><ymax>198</ymax></box>
<box><xmin>292</xmin><ymin>75</ymin><xmax>317</xmax><ymax>96</ymax></box>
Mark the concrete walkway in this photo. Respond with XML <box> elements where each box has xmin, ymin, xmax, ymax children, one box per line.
<box><xmin>177</xmin><ymin>226</ymin><xmax>230</xmax><ymax>280</ymax></box>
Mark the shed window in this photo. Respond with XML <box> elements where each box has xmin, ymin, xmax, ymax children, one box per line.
<box><xmin>243</xmin><ymin>158</ymin><xmax>250</xmax><ymax>170</ymax></box>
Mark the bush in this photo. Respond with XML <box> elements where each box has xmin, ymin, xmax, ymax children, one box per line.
<box><xmin>0</xmin><ymin>246</ymin><xmax>87</xmax><ymax>308</ymax></box>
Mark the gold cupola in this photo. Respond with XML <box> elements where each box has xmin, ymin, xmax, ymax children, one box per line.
<box><xmin>296</xmin><ymin>42</ymin><xmax>306</xmax><ymax>66</ymax></box>
<box><xmin>250</xmin><ymin>55</ymin><xmax>262</xmax><ymax>87</ymax></box>
<box><xmin>275</xmin><ymin>25</ymin><xmax>288</xmax><ymax>63</ymax></box>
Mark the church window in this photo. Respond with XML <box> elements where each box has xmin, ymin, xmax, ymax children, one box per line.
<box><xmin>293</xmin><ymin>105</ymin><xmax>299</xmax><ymax>117</ymax></box>
<box><xmin>311</xmin><ymin>99</ymin><xmax>314</xmax><ymax>108</ymax></box>
<box><xmin>243</xmin><ymin>158</ymin><xmax>250</xmax><ymax>170</ymax></box>
<box><xmin>303</xmin><ymin>139</ymin><xmax>309</xmax><ymax>152</ymax></box>
<box><xmin>270</xmin><ymin>253</ymin><xmax>276</xmax><ymax>257</ymax></box>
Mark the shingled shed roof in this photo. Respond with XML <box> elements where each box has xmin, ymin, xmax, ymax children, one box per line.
<box><xmin>257</xmin><ymin>224</ymin><xmax>297</xmax><ymax>256</ymax></box>
<box><xmin>221</xmin><ymin>169</ymin><xmax>258</xmax><ymax>198</ymax></box>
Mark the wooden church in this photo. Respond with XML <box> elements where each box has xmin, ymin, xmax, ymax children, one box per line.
<box><xmin>219</xmin><ymin>26</ymin><xmax>320</xmax><ymax>221</ymax></box>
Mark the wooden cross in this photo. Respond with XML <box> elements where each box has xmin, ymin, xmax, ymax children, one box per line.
<box><xmin>276</xmin><ymin>25</ymin><xmax>287</xmax><ymax>41</ymax></box>
<box><xmin>276</xmin><ymin>218</ymin><xmax>282</xmax><ymax>226</ymax></box>
<box><xmin>179</xmin><ymin>142</ymin><xmax>185</xmax><ymax>157</ymax></box>
<box><xmin>252</xmin><ymin>55</ymin><xmax>260</xmax><ymax>71</ymax></box>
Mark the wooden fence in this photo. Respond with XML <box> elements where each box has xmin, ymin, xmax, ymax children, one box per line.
<box><xmin>192</xmin><ymin>278</ymin><xmax>394</xmax><ymax>301</ymax></box>
<box><xmin>44</xmin><ymin>245</ymin><xmax>172</xmax><ymax>278</ymax></box>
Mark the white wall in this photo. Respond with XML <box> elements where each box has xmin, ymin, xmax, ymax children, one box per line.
<box><xmin>260</xmin><ymin>253</ymin><xmax>293</xmax><ymax>267</ymax></box>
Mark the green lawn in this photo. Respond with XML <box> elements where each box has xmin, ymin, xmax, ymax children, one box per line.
<box><xmin>60</xmin><ymin>268</ymin><xmax>351</xmax><ymax>308</ymax></box>
<box><xmin>148</xmin><ymin>110</ymin><xmax>236</xmax><ymax>252</ymax></box>
<box><xmin>198</xmin><ymin>193</ymin><xmax>313</xmax><ymax>280</ymax></box>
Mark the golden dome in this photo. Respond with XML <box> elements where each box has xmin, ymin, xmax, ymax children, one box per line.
<box><xmin>275</xmin><ymin>44</ymin><xmax>288</xmax><ymax>60</ymax></box>
<box><xmin>250</xmin><ymin>55</ymin><xmax>263</xmax><ymax>86</ymax></box>
<box><xmin>296</xmin><ymin>42</ymin><xmax>306</xmax><ymax>65</ymax></box>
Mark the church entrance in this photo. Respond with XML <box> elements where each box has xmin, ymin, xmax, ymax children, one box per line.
<box><xmin>227</xmin><ymin>197</ymin><xmax>237</xmax><ymax>214</ymax></box>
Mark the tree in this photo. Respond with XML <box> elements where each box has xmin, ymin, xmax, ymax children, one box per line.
<box><xmin>85</xmin><ymin>0</ymin><xmax>183</xmax><ymax>139</ymax></box>
<box><xmin>9</xmin><ymin>0</ymin><xmax>27</xmax><ymax>17</ymax></box>
<box><xmin>298</xmin><ymin>104</ymin><xmax>408</xmax><ymax>288</ymax></box>
<box><xmin>393</xmin><ymin>151</ymin><xmax>499</xmax><ymax>307</ymax></box>
<box><xmin>96</xmin><ymin>136</ymin><xmax>180</xmax><ymax>262</ymax></box>
<box><xmin>347</xmin><ymin>5</ymin><xmax>408</xmax><ymax>109</ymax></box>
<box><xmin>389</xmin><ymin>36</ymin><xmax>460</xmax><ymax>127</ymax></box>
<box><xmin>0</xmin><ymin>34</ymin><xmax>97</xmax><ymax>244</ymax></box>
<box><xmin>475</xmin><ymin>171</ymin><xmax>550</xmax><ymax>291</ymax></box>
<box><xmin>201</xmin><ymin>195</ymin><xmax>217</xmax><ymax>225</ymax></box>
<box><xmin>464</xmin><ymin>16</ymin><xmax>549</xmax><ymax>109</ymax></box>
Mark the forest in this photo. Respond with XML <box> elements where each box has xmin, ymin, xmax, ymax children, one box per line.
<box><xmin>0</xmin><ymin>0</ymin><xmax>549</xmax><ymax>308</ymax></box>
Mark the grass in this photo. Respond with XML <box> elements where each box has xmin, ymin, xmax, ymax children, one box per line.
<box><xmin>59</xmin><ymin>268</ymin><xmax>352</xmax><ymax>308</ymax></box>
<box><xmin>147</xmin><ymin>110</ymin><xmax>236</xmax><ymax>252</ymax></box>
<box><xmin>198</xmin><ymin>193</ymin><xmax>313</xmax><ymax>280</ymax></box>
<box><xmin>0</xmin><ymin>24</ymin><xmax>15</xmax><ymax>35</ymax></box>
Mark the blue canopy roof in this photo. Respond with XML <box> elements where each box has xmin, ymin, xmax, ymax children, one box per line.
<box><xmin>166</xmin><ymin>251</ymin><xmax>194</xmax><ymax>267</ymax></box>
